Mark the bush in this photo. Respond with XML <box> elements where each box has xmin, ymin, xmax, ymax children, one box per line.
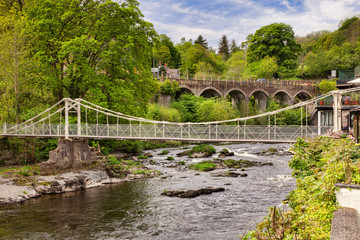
<box><xmin>108</xmin><ymin>155</ymin><xmax>121</xmax><ymax>165</ymax></box>
<box><xmin>243</xmin><ymin>137</ymin><xmax>360</xmax><ymax>239</ymax></box>
<box><xmin>146</xmin><ymin>104</ymin><xmax>182</xmax><ymax>122</ymax></box>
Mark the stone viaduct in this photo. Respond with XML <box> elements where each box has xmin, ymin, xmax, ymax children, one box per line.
<box><xmin>170</xmin><ymin>78</ymin><xmax>318</xmax><ymax>109</ymax></box>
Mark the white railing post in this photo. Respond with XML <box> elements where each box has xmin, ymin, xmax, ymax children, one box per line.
<box><xmin>180</xmin><ymin>123</ymin><xmax>183</xmax><ymax>139</ymax></box>
<box><xmin>3</xmin><ymin>122</ymin><xmax>6</xmax><ymax>134</ymax></box>
<box><xmin>216</xmin><ymin>124</ymin><xmax>218</xmax><ymax>139</ymax></box>
<box><xmin>162</xmin><ymin>122</ymin><xmax>165</xmax><ymax>138</ymax></box>
<box><xmin>268</xmin><ymin>116</ymin><xmax>271</xmax><ymax>140</ymax></box>
<box><xmin>318</xmin><ymin>110</ymin><xmax>321</xmax><ymax>136</ymax></box>
<box><xmin>65</xmin><ymin>98</ymin><xmax>70</xmax><ymax>139</ymax></box>
<box><xmin>75</xmin><ymin>98</ymin><xmax>81</xmax><ymax>137</ymax></box>
<box><xmin>237</xmin><ymin>121</ymin><xmax>240</xmax><ymax>140</ymax></box>
<box><xmin>332</xmin><ymin>90</ymin><xmax>342</xmax><ymax>132</ymax></box>
<box><xmin>208</xmin><ymin>124</ymin><xmax>211</xmax><ymax>139</ymax></box>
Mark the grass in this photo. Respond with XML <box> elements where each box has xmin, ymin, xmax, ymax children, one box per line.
<box><xmin>189</xmin><ymin>161</ymin><xmax>216</xmax><ymax>171</ymax></box>
<box><xmin>166</xmin><ymin>156</ymin><xmax>174</xmax><ymax>160</ymax></box>
<box><xmin>178</xmin><ymin>161</ymin><xmax>185</xmax><ymax>165</ymax></box>
<box><xmin>160</xmin><ymin>150</ymin><xmax>169</xmax><ymax>155</ymax></box>
<box><xmin>138</xmin><ymin>155</ymin><xmax>148</xmax><ymax>159</ymax></box>
<box><xmin>191</xmin><ymin>144</ymin><xmax>216</xmax><ymax>155</ymax></box>
<box><xmin>133</xmin><ymin>170</ymin><xmax>149</xmax><ymax>175</ymax></box>
<box><xmin>108</xmin><ymin>155</ymin><xmax>121</xmax><ymax>165</ymax></box>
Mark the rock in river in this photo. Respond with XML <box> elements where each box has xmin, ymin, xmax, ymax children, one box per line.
<box><xmin>161</xmin><ymin>187</ymin><xmax>225</xmax><ymax>198</ymax></box>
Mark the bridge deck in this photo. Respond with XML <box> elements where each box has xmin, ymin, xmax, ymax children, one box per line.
<box><xmin>0</xmin><ymin>124</ymin><xmax>329</xmax><ymax>143</ymax></box>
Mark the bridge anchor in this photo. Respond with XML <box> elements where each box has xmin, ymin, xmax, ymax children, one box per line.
<box><xmin>40</xmin><ymin>138</ymin><xmax>97</xmax><ymax>175</ymax></box>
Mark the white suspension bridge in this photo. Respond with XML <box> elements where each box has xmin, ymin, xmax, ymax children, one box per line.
<box><xmin>0</xmin><ymin>88</ymin><xmax>358</xmax><ymax>143</ymax></box>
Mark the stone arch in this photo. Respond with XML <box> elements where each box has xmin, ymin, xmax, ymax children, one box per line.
<box><xmin>175</xmin><ymin>87</ymin><xmax>194</xmax><ymax>100</ymax></box>
<box><xmin>273</xmin><ymin>90</ymin><xmax>292</xmax><ymax>106</ymax></box>
<box><xmin>294</xmin><ymin>91</ymin><xmax>312</xmax><ymax>103</ymax></box>
<box><xmin>249</xmin><ymin>89</ymin><xmax>269</xmax><ymax>110</ymax></box>
<box><xmin>225</xmin><ymin>89</ymin><xmax>247</xmax><ymax>107</ymax></box>
<box><xmin>199</xmin><ymin>87</ymin><xmax>221</xmax><ymax>98</ymax></box>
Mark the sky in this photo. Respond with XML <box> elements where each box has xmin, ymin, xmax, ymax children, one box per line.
<box><xmin>137</xmin><ymin>0</ymin><xmax>360</xmax><ymax>49</ymax></box>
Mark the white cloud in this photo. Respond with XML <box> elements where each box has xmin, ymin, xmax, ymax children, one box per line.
<box><xmin>138</xmin><ymin>0</ymin><xmax>360</xmax><ymax>49</ymax></box>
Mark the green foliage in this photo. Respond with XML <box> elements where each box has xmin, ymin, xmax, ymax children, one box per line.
<box><xmin>153</xmin><ymin>34</ymin><xmax>181</xmax><ymax>68</ymax></box>
<box><xmin>194</xmin><ymin>35</ymin><xmax>208</xmax><ymax>49</ymax></box>
<box><xmin>225</xmin><ymin>51</ymin><xmax>247</xmax><ymax>77</ymax></box>
<box><xmin>191</xmin><ymin>144</ymin><xmax>216</xmax><ymax>155</ymax></box>
<box><xmin>171</xmin><ymin>94</ymin><xmax>204</xmax><ymax>122</ymax></box>
<box><xmin>218</xmin><ymin>35</ymin><xmax>230</xmax><ymax>60</ymax></box>
<box><xmin>166</xmin><ymin>156</ymin><xmax>174</xmax><ymax>161</ymax></box>
<box><xmin>160</xmin><ymin>150</ymin><xmax>169</xmax><ymax>155</ymax></box>
<box><xmin>339</xmin><ymin>17</ymin><xmax>359</xmax><ymax>31</ymax></box>
<box><xmin>265</xmin><ymin>99</ymin><xmax>306</xmax><ymax>125</ymax></box>
<box><xmin>146</xmin><ymin>103</ymin><xmax>182</xmax><ymax>122</ymax></box>
<box><xmin>108</xmin><ymin>155</ymin><xmax>121</xmax><ymax>166</ymax></box>
<box><xmin>160</xmin><ymin>79</ymin><xmax>179</xmax><ymax>95</ymax></box>
<box><xmin>189</xmin><ymin>160</ymin><xmax>216</xmax><ymax>171</ymax></box>
<box><xmin>249</xmin><ymin>56</ymin><xmax>279</xmax><ymax>79</ymax></box>
<box><xmin>24</xmin><ymin>0</ymin><xmax>158</xmax><ymax>116</ymax></box>
<box><xmin>177</xmin><ymin>161</ymin><xmax>185</xmax><ymax>165</ymax></box>
<box><xmin>137</xmin><ymin>155</ymin><xmax>148</xmax><ymax>160</ymax></box>
<box><xmin>176</xmin><ymin>39</ymin><xmax>225</xmax><ymax>74</ymax></box>
<box><xmin>247</xmin><ymin>23</ymin><xmax>301</xmax><ymax>71</ymax></box>
<box><xmin>317</xmin><ymin>79</ymin><xmax>338</xmax><ymax>94</ymax></box>
<box><xmin>196</xmin><ymin>98</ymin><xmax>236</xmax><ymax>122</ymax></box>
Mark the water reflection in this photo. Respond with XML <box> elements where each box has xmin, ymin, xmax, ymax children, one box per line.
<box><xmin>0</xmin><ymin>143</ymin><xmax>296</xmax><ymax>240</ymax></box>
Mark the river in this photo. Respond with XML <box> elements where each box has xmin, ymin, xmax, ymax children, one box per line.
<box><xmin>0</xmin><ymin>143</ymin><xmax>296</xmax><ymax>240</ymax></box>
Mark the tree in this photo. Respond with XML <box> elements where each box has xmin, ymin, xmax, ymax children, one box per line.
<box><xmin>229</xmin><ymin>39</ymin><xmax>240</xmax><ymax>55</ymax></box>
<box><xmin>250</xmin><ymin>56</ymin><xmax>279</xmax><ymax>79</ymax></box>
<box><xmin>0</xmin><ymin>0</ymin><xmax>40</xmax><ymax>123</ymax></box>
<box><xmin>25</xmin><ymin>0</ymin><xmax>158</xmax><ymax>116</ymax></box>
<box><xmin>226</xmin><ymin>51</ymin><xmax>247</xmax><ymax>77</ymax></box>
<box><xmin>153</xmin><ymin>34</ymin><xmax>181</xmax><ymax>68</ymax></box>
<box><xmin>218</xmin><ymin>35</ymin><xmax>230</xmax><ymax>60</ymax></box>
<box><xmin>177</xmin><ymin>42</ymin><xmax>225</xmax><ymax>74</ymax></box>
<box><xmin>194</xmin><ymin>35</ymin><xmax>208</xmax><ymax>49</ymax></box>
<box><xmin>247</xmin><ymin>23</ymin><xmax>301</xmax><ymax>71</ymax></box>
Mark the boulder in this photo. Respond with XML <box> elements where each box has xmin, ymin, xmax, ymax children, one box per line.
<box><xmin>161</xmin><ymin>187</ymin><xmax>225</xmax><ymax>198</ymax></box>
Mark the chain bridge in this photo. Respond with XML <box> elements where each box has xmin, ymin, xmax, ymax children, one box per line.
<box><xmin>3</xmin><ymin>86</ymin><xmax>359</xmax><ymax>143</ymax></box>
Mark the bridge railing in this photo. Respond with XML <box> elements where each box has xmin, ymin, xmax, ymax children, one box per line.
<box><xmin>160</xmin><ymin>74</ymin><xmax>321</xmax><ymax>87</ymax></box>
<box><xmin>1</xmin><ymin>122</ymin><xmax>326</xmax><ymax>142</ymax></box>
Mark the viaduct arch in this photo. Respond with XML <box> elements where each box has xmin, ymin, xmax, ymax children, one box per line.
<box><xmin>175</xmin><ymin>79</ymin><xmax>317</xmax><ymax>108</ymax></box>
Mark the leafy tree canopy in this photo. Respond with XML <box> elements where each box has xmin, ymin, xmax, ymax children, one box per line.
<box><xmin>153</xmin><ymin>34</ymin><xmax>181</xmax><ymax>68</ymax></box>
<box><xmin>247</xmin><ymin>23</ymin><xmax>301</xmax><ymax>71</ymax></box>
<box><xmin>25</xmin><ymin>0</ymin><xmax>158</xmax><ymax>116</ymax></box>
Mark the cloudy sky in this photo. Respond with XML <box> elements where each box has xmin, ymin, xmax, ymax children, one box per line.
<box><xmin>137</xmin><ymin>0</ymin><xmax>360</xmax><ymax>49</ymax></box>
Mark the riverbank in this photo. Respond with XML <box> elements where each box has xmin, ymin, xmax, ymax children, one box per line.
<box><xmin>0</xmin><ymin>156</ymin><xmax>160</xmax><ymax>205</ymax></box>
<box><xmin>242</xmin><ymin>137</ymin><xmax>360</xmax><ymax>239</ymax></box>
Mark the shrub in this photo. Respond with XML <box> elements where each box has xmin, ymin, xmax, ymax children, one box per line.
<box><xmin>166</xmin><ymin>156</ymin><xmax>174</xmax><ymax>160</ymax></box>
<box><xmin>160</xmin><ymin>150</ymin><xmax>169</xmax><ymax>155</ymax></box>
<box><xmin>137</xmin><ymin>155</ymin><xmax>148</xmax><ymax>160</ymax></box>
<box><xmin>108</xmin><ymin>155</ymin><xmax>121</xmax><ymax>165</ymax></box>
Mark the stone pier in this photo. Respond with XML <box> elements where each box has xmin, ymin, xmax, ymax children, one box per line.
<box><xmin>40</xmin><ymin>138</ymin><xmax>97</xmax><ymax>175</ymax></box>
